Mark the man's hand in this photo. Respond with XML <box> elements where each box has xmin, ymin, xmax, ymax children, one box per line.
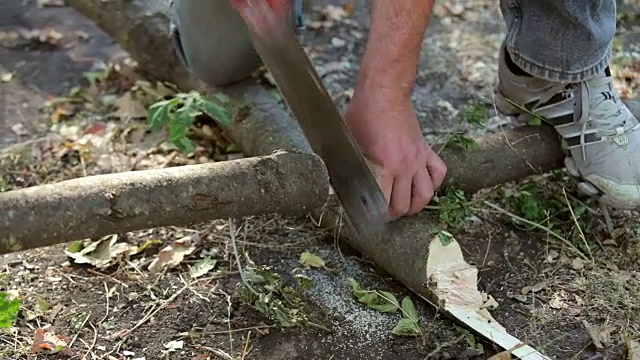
<box><xmin>345</xmin><ymin>0</ymin><xmax>444</xmax><ymax>220</ymax></box>
<box><xmin>345</xmin><ymin>86</ymin><xmax>446</xmax><ymax>220</ymax></box>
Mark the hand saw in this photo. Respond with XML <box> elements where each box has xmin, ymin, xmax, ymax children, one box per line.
<box><xmin>231</xmin><ymin>0</ymin><xmax>388</xmax><ymax>239</ymax></box>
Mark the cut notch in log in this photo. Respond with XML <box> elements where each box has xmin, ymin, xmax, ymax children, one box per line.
<box><xmin>0</xmin><ymin>151</ymin><xmax>330</xmax><ymax>255</ymax></box>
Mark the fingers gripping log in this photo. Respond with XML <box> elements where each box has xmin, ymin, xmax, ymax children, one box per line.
<box><xmin>0</xmin><ymin>152</ymin><xmax>330</xmax><ymax>255</ymax></box>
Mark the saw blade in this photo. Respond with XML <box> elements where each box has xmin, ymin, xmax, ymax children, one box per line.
<box><xmin>233</xmin><ymin>0</ymin><xmax>388</xmax><ymax>239</ymax></box>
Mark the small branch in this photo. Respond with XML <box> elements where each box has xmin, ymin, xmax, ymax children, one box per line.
<box><xmin>0</xmin><ymin>152</ymin><xmax>330</xmax><ymax>254</ymax></box>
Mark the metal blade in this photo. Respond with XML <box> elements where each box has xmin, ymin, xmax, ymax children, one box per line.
<box><xmin>233</xmin><ymin>0</ymin><xmax>388</xmax><ymax>239</ymax></box>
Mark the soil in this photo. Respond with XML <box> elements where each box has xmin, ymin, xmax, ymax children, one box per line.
<box><xmin>2</xmin><ymin>1</ymin><xmax>640</xmax><ymax>360</ymax></box>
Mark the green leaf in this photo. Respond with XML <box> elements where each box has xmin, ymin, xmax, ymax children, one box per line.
<box><xmin>346</xmin><ymin>278</ymin><xmax>362</xmax><ymax>293</ymax></box>
<box><xmin>132</xmin><ymin>239</ymin><xmax>162</xmax><ymax>255</ymax></box>
<box><xmin>346</xmin><ymin>279</ymin><xmax>400</xmax><ymax>313</ymax></box>
<box><xmin>66</xmin><ymin>240</ymin><xmax>84</xmax><ymax>253</ymax></box>
<box><xmin>400</xmin><ymin>297</ymin><xmax>418</xmax><ymax>323</ymax></box>
<box><xmin>391</xmin><ymin>318</ymin><xmax>420</xmax><ymax>336</ymax></box>
<box><xmin>0</xmin><ymin>291</ymin><xmax>20</xmax><ymax>329</ymax></box>
<box><xmin>528</xmin><ymin>117</ymin><xmax>542</xmax><ymax>126</ymax></box>
<box><xmin>294</xmin><ymin>274</ymin><xmax>314</xmax><ymax>290</ymax></box>
<box><xmin>369</xmin><ymin>302</ymin><xmax>399</xmax><ymax>313</ymax></box>
<box><xmin>190</xmin><ymin>257</ymin><xmax>218</xmax><ymax>278</ymax></box>
<box><xmin>370</xmin><ymin>291</ymin><xmax>400</xmax><ymax>313</ymax></box>
<box><xmin>147</xmin><ymin>99</ymin><xmax>173</xmax><ymax>132</ymax></box>
<box><xmin>448</xmin><ymin>134</ymin><xmax>479</xmax><ymax>150</ymax></box>
<box><xmin>169</xmin><ymin>104</ymin><xmax>198</xmax><ymax>153</ymax></box>
<box><xmin>438</xmin><ymin>230</ymin><xmax>455</xmax><ymax>246</ymax></box>
<box><xmin>462</xmin><ymin>101</ymin><xmax>487</xmax><ymax>129</ymax></box>
<box><xmin>298</xmin><ymin>251</ymin><xmax>325</xmax><ymax>269</ymax></box>
<box><xmin>201</xmin><ymin>99</ymin><xmax>232</xmax><ymax>128</ymax></box>
<box><xmin>176</xmin><ymin>137</ymin><xmax>196</xmax><ymax>154</ymax></box>
<box><xmin>356</xmin><ymin>292</ymin><xmax>378</xmax><ymax>305</ymax></box>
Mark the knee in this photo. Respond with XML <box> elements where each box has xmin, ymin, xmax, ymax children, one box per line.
<box><xmin>170</xmin><ymin>0</ymin><xmax>262</xmax><ymax>87</ymax></box>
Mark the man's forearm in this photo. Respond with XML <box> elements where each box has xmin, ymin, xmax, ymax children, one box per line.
<box><xmin>355</xmin><ymin>0</ymin><xmax>435</xmax><ymax>101</ymax></box>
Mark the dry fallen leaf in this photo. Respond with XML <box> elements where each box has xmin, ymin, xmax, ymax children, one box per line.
<box><xmin>549</xmin><ymin>291</ymin><xmax>569</xmax><ymax>309</ymax></box>
<box><xmin>544</xmin><ymin>250</ymin><xmax>560</xmax><ymax>263</ymax></box>
<box><xmin>31</xmin><ymin>326</ymin><xmax>73</xmax><ymax>356</ymax></box>
<box><xmin>64</xmin><ymin>235</ymin><xmax>137</xmax><ymax>269</ymax></box>
<box><xmin>627</xmin><ymin>339</ymin><xmax>640</xmax><ymax>360</ymax></box>
<box><xmin>148</xmin><ymin>235</ymin><xmax>199</xmax><ymax>273</ymax></box>
<box><xmin>1</xmin><ymin>72</ymin><xmax>13</xmax><ymax>82</ymax></box>
<box><xmin>112</xmin><ymin>91</ymin><xmax>148</xmax><ymax>119</ymax></box>
<box><xmin>521</xmin><ymin>281</ymin><xmax>548</xmax><ymax>295</ymax></box>
<box><xmin>583</xmin><ymin>320</ymin><xmax>616</xmax><ymax>349</ymax></box>
<box><xmin>50</xmin><ymin>104</ymin><xmax>75</xmax><ymax>123</ymax></box>
<box><xmin>11</xmin><ymin>123</ymin><xmax>29</xmax><ymax>136</ymax></box>
<box><xmin>571</xmin><ymin>258</ymin><xmax>585</xmax><ymax>270</ymax></box>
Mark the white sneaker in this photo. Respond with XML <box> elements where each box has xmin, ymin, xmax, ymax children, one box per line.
<box><xmin>494</xmin><ymin>47</ymin><xmax>640</xmax><ymax>210</ymax></box>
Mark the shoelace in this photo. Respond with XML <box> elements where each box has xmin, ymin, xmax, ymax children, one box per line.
<box><xmin>532</xmin><ymin>75</ymin><xmax>638</xmax><ymax>161</ymax></box>
<box><xmin>577</xmin><ymin>76</ymin><xmax>640</xmax><ymax>160</ymax></box>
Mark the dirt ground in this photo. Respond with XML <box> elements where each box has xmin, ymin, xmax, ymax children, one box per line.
<box><xmin>2</xmin><ymin>1</ymin><xmax>640</xmax><ymax>359</ymax></box>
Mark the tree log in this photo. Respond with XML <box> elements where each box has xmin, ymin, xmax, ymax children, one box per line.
<box><xmin>0</xmin><ymin>152</ymin><xmax>330</xmax><ymax>254</ymax></box>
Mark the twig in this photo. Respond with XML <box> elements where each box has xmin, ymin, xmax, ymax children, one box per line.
<box><xmin>194</xmin><ymin>345</ymin><xmax>233</xmax><ymax>360</ymax></box>
<box><xmin>240</xmin><ymin>331</ymin><xmax>252</xmax><ymax>360</ymax></box>
<box><xmin>482</xmin><ymin>200</ymin><xmax>588</xmax><ymax>260</ymax></box>
<box><xmin>562</xmin><ymin>188</ymin><xmax>593</xmax><ymax>263</ymax></box>
<box><xmin>87</xmin><ymin>269</ymin><xmax>129</xmax><ymax>288</ymax></box>
<box><xmin>481</xmin><ymin>231</ymin><xmax>492</xmax><ymax>268</ymax></box>
<box><xmin>97</xmin><ymin>282</ymin><xmax>110</xmax><ymax>324</ymax></box>
<box><xmin>221</xmin><ymin>290</ymin><xmax>234</xmax><ymax>357</ymax></box>
<box><xmin>179</xmin><ymin>273</ymin><xmax>209</xmax><ymax>302</ymax></box>
<box><xmin>207</xmin><ymin>235</ymin><xmax>309</xmax><ymax>249</ymax></box>
<box><xmin>81</xmin><ymin>321</ymin><xmax>98</xmax><ymax>360</ymax></box>
<box><xmin>489</xmin><ymin>92</ymin><xmax>539</xmax><ymax>174</ymax></box>
<box><xmin>108</xmin><ymin>280</ymin><xmax>194</xmax><ymax>340</ymax></box>
<box><xmin>209</xmin><ymin>325</ymin><xmax>274</xmax><ymax>335</ymax></box>
<box><xmin>228</xmin><ymin>218</ymin><xmax>259</xmax><ymax>297</ymax></box>
<box><xmin>79</xmin><ymin>154</ymin><xmax>87</xmax><ymax>177</ymax></box>
<box><xmin>99</xmin><ymin>339</ymin><xmax>125</xmax><ymax>359</ymax></box>
<box><xmin>599</xmin><ymin>201</ymin><xmax>615</xmax><ymax>237</ymax></box>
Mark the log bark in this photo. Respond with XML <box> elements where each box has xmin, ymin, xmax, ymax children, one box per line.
<box><xmin>0</xmin><ymin>152</ymin><xmax>329</xmax><ymax>254</ymax></box>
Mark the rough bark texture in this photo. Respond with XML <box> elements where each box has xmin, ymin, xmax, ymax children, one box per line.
<box><xmin>0</xmin><ymin>152</ymin><xmax>329</xmax><ymax>255</ymax></box>
<box><xmin>65</xmin><ymin>0</ymin><xmax>568</xmax><ymax>302</ymax></box>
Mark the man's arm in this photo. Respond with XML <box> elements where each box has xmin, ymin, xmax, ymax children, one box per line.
<box><xmin>345</xmin><ymin>0</ymin><xmax>445</xmax><ymax>219</ymax></box>
<box><xmin>353</xmin><ymin>0</ymin><xmax>435</xmax><ymax>103</ymax></box>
